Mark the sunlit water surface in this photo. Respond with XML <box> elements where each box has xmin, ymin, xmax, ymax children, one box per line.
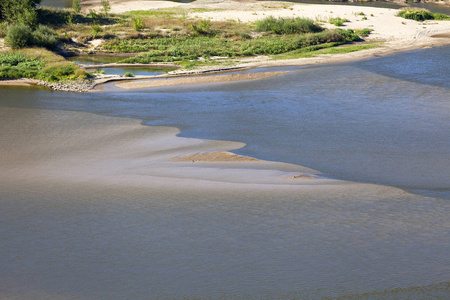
<box><xmin>0</xmin><ymin>46</ymin><xmax>449</xmax><ymax>298</ymax></box>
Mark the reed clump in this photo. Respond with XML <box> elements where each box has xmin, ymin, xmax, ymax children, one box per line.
<box><xmin>255</xmin><ymin>16</ymin><xmax>322</xmax><ymax>34</ymax></box>
<box><xmin>397</xmin><ymin>8</ymin><xmax>450</xmax><ymax>21</ymax></box>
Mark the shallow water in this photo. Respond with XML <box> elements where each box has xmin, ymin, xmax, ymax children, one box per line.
<box><xmin>66</xmin><ymin>56</ymin><xmax>170</xmax><ymax>75</ymax></box>
<box><xmin>5</xmin><ymin>46</ymin><xmax>448</xmax><ymax>190</ymax></box>
<box><xmin>1</xmin><ymin>46</ymin><xmax>449</xmax><ymax>298</ymax></box>
<box><xmin>41</xmin><ymin>0</ymin><xmax>73</xmax><ymax>8</ymax></box>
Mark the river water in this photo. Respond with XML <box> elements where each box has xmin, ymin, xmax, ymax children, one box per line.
<box><xmin>1</xmin><ymin>46</ymin><xmax>449</xmax><ymax>298</ymax></box>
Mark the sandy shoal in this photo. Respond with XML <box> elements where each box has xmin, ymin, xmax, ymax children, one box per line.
<box><xmin>0</xmin><ymin>78</ymin><xmax>40</xmax><ymax>87</ymax></box>
<box><xmin>114</xmin><ymin>71</ymin><xmax>288</xmax><ymax>89</ymax></box>
<box><xmin>0</xmin><ymin>106</ymin><xmax>326</xmax><ymax>188</ymax></box>
<box><xmin>171</xmin><ymin>151</ymin><xmax>261</xmax><ymax>162</ymax></box>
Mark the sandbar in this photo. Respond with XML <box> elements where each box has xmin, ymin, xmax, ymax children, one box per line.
<box><xmin>114</xmin><ymin>71</ymin><xmax>288</xmax><ymax>89</ymax></box>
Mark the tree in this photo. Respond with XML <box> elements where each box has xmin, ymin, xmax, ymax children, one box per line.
<box><xmin>0</xmin><ymin>0</ymin><xmax>42</xmax><ymax>27</ymax></box>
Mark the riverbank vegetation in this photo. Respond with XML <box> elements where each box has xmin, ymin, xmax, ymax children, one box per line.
<box><xmin>397</xmin><ymin>8</ymin><xmax>450</xmax><ymax>21</ymax></box>
<box><xmin>0</xmin><ymin>48</ymin><xmax>87</xmax><ymax>81</ymax></box>
<box><xmin>1</xmin><ymin>0</ymin><xmax>413</xmax><ymax>82</ymax></box>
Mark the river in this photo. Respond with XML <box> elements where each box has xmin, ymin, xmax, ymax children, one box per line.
<box><xmin>0</xmin><ymin>46</ymin><xmax>449</xmax><ymax>298</ymax></box>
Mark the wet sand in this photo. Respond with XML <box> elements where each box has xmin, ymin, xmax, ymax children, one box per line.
<box><xmin>0</xmin><ymin>106</ymin><xmax>323</xmax><ymax>187</ymax></box>
<box><xmin>114</xmin><ymin>71</ymin><xmax>288</xmax><ymax>89</ymax></box>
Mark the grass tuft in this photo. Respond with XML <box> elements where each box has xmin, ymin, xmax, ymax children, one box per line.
<box><xmin>255</xmin><ymin>16</ymin><xmax>323</xmax><ymax>34</ymax></box>
<box><xmin>397</xmin><ymin>9</ymin><xmax>450</xmax><ymax>21</ymax></box>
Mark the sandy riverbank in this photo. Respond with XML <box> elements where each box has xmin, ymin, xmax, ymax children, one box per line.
<box><xmin>1</xmin><ymin>1</ymin><xmax>449</xmax><ymax>90</ymax></box>
<box><xmin>114</xmin><ymin>71</ymin><xmax>288</xmax><ymax>89</ymax></box>
<box><xmin>84</xmin><ymin>0</ymin><xmax>450</xmax><ymax>90</ymax></box>
<box><xmin>0</xmin><ymin>106</ymin><xmax>324</xmax><ymax>186</ymax></box>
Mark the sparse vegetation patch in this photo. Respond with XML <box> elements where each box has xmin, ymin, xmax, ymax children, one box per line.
<box><xmin>255</xmin><ymin>16</ymin><xmax>322</xmax><ymax>34</ymax></box>
<box><xmin>397</xmin><ymin>9</ymin><xmax>450</xmax><ymax>21</ymax></box>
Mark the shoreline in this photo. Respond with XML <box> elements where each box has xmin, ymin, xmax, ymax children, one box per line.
<box><xmin>2</xmin><ymin>38</ymin><xmax>447</xmax><ymax>91</ymax></box>
<box><xmin>1</xmin><ymin>1</ymin><xmax>449</xmax><ymax>91</ymax></box>
<box><xmin>109</xmin><ymin>37</ymin><xmax>450</xmax><ymax>90</ymax></box>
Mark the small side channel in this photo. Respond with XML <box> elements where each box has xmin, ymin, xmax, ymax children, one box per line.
<box><xmin>67</xmin><ymin>55</ymin><xmax>179</xmax><ymax>76</ymax></box>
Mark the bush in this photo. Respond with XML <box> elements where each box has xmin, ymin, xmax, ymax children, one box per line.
<box><xmin>124</xmin><ymin>72</ymin><xmax>134</xmax><ymax>77</ymax></box>
<box><xmin>33</xmin><ymin>25</ymin><xmax>59</xmax><ymax>50</ymax></box>
<box><xmin>5</xmin><ymin>24</ymin><xmax>33</xmax><ymax>49</ymax></box>
<box><xmin>91</xmin><ymin>23</ymin><xmax>102</xmax><ymax>38</ymax></box>
<box><xmin>397</xmin><ymin>9</ymin><xmax>449</xmax><ymax>21</ymax></box>
<box><xmin>132</xmin><ymin>16</ymin><xmax>145</xmax><ymax>31</ymax></box>
<box><xmin>433</xmin><ymin>13</ymin><xmax>450</xmax><ymax>20</ymax></box>
<box><xmin>38</xmin><ymin>63</ymin><xmax>77</xmax><ymax>82</ymax></box>
<box><xmin>0</xmin><ymin>22</ymin><xmax>7</xmax><ymax>38</ymax></box>
<box><xmin>74</xmin><ymin>68</ymin><xmax>87</xmax><ymax>79</ymax></box>
<box><xmin>72</xmin><ymin>0</ymin><xmax>81</xmax><ymax>13</ymax></box>
<box><xmin>101</xmin><ymin>0</ymin><xmax>111</xmax><ymax>17</ymax></box>
<box><xmin>336</xmin><ymin>28</ymin><xmax>360</xmax><ymax>42</ymax></box>
<box><xmin>190</xmin><ymin>20</ymin><xmax>212</xmax><ymax>35</ymax></box>
<box><xmin>0</xmin><ymin>52</ymin><xmax>44</xmax><ymax>79</ymax></box>
<box><xmin>355</xmin><ymin>28</ymin><xmax>373</xmax><ymax>37</ymax></box>
<box><xmin>255</xmin><ymin>17</ymin><xmax>322</xmax><ymax>34</ymax></box>
<box><xmin>329</xmin><ymin>17</ymin><xmax>350</xmax><ymax>27</ymax></box>
<box><xmin>5</xmin><ymin>24</ymin><xmax>59</xmax><ymax>50</ymax></box>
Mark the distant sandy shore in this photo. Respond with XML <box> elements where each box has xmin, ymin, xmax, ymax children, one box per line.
<box><xmin>1</xmin><ymin>0</ymin><xmax>449</xmax><ymax>90</ymax></box>
<box><xmin>88</xmin><ymin>0</ymin><xmax>450</xmax><ymax>90</ymax></box>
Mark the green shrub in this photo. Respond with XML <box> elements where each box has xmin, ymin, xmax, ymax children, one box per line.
<box><xmin>337</xmin><ymin>28</ymin><xmax>360</xmax><ymax>42</ymax></box>
<box><xmin>190</xmin><ymin>20</ymin><xmax>211</xmax><ymax>35</ymax></box>
<box><xmin>91</xmin><ymin>23</ymin><xmax>102</xmax><ymax>38</ymax></box>
<box><xmin>132</xmin><ymin>16</ymin><xmax>145</xmax><ymax>31</ymax></box>
<box><xmin>74</xmin><ymin>68</ymin><xmax>87</xmax><ymax>79</ymax></box>
<box><xmin>0</xmin><ymin>22</ymin><xmax>7</xmax><ymax>38</ymax></box>
<box><xmin>255</xmin><ymin>16</ymin><xmax>322</xmax><ymax>34</ymax></box>
<box><xmin>101</xmin><ymin>0</ymin><xmax>111</xmax><ymax>17</ymax></box>
<box><xmin>5</xmin><ymin>24</ymin><xmax>33</xmax><ymax>49</ymax></box>
<box><xmin>72</xmin><ymin>0</ymin><xmax>81</xmax><ymax>13</ymax></box>
<box><xmin>0</xmin><ymin>52</ymin><xmax>44</xmax><ymax>79</ymax></box>
<box><xmin>33</xmin><ymin>25</ymin><xmax>59</xmax><ymax>50</ymax></box>
<box><xmin>124</xmin><ymin>72</ymin><xmax>134</xmax><ymax>77</ymax></box>
<box><xmin>5</xmin><ymin>24</ymin><xmax>59</xmax><ymax>50</ymax></box>
<box><xmin>38</xmin><ymin>63</ymin><xmax>77</xmax><ymax>82</ymax></box>
<box><xmin>432</xmin><ymin>13</ymin><xmax>450</xmax><ymax>20</ymax></box>
<box><xmin>89</xmin><ymin>9</ymin><xmax>99</xmax><ymax>19</ymax></box>
<box><xmin>355</xmin><ymin>28</ymin><xmax>373</xmax><ymax>37</ymax></box>
<box><xmin>397</xmin><ymin>9</ymin><xmax>449</xmax><ymax>21</ymax></box>
<box><xmin>329</xmin><ymin>17</ymin><xmax>350</xmax><ymax>27</ymax></box>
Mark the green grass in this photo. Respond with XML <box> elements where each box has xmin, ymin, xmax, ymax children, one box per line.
<box><xmin>255</xmin><ymin>16</ymin><xmax>323</xmax><ymax>34</ymax></box>
<box><xmin>272</xmin><ymin>42</ymin><xmax>382</xmax><ymax>60</ymax></box>
<box><xmin>0</xmin><ymin>52</ymin><xmax>44</xmax><ymax>78</ymax></box>
<box><xmin>329</xmin><ymin>17</ymin><xmax>350</xmax><ymax>27</ymax></box>
<box><xmin>397</xmin><ymin>9</ymin><xmax>450</xmax><ymax>21</ymax></box>
<box><xmin>319</xmin><ymin>43</ymin><xmax>382</xmax><ymax>54</ymax></box>
<box><xmin>124</xmin><ymin>10</ymin><xmax>176</xmax><ymax>17</ymax></box>
<box><xmin>355</xmin><ymin>28</ymin><xmax>373</xmax><ymax>37</ymax></box>
<box><xmin>0</xmin><ymin>48</ymin><xmax>88</xmax><ymax>82</ymax></box>
<box><xmin>107</xmin><ymin>29</ymin><xmax>359</xmax><ymax>65</ymax></box>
